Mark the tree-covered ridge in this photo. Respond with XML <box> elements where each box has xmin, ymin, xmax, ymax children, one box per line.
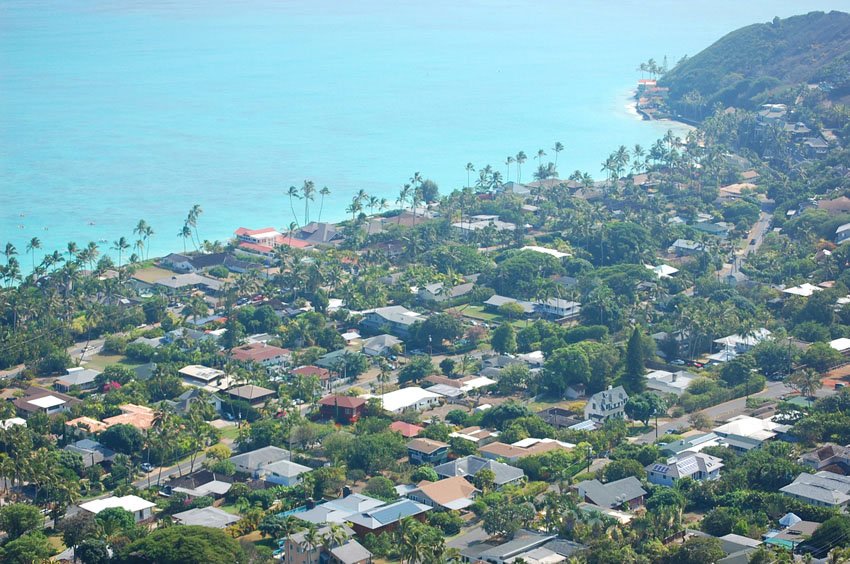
<box><xmin>661</xmin><ymin>11</ymin><xmax>850</xmax><ymax>119</ymax></box>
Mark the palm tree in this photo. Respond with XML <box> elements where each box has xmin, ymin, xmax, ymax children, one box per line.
<box><xmin>143</xmin><ymin>225</ymin><xmax>155</xmax><ymax>260</ymax></box>
<box><xmin>317</xmin><ymin>186</ymin><xmax>330</xmax><ymax>223</ymax></box>
<box><xmin>345</xmin><ymin>197</ymin><xmax>362</xmax><ymax>223</ymax></box>
<box><xmin>178</xmin><ymin>224</ymin><xmax>192</xmax><ymax>253</ymax></box>
<box><xmin>3</xmin><ymin>242</ymin><xmax>17</xmax><ymax>263</ymax></box>
<box><xmin>788</xmin><ymin>368</ymin><xmax>823</xmax><ymax>404</ymax></box>
<box><xmin>187</xmin><ymin>205</ymin><xmax>203</xmax><ymax>249</ymax></box>
<box><xmin>66</xmin><ymin>241</ymin><xmax>78</xmax><ymax>263</ymax></box>
<box><xmin>505</xmin><ymin>156</ymin><xmax>515</xmax><ymax>183</ymax></box>
<box><xmin>25</xmin><ymin>237</ymin><xmax>41</xmax><ymax>274</ymax></box>
<box><xmin>111</xmin><ymin>237</ymin><xmax>130</xmax><ymax>269</ymax></box>
<box><xmin>552</xmin><ymin>141</ymin><xmax>564</xmax><ymax>169</ymax></box>
<box><xmin>397</xmin><ymin>183</ymin><xmax>412</xmax><ymax>225</ymax></box>
<box><xmin>133</xmin><ymin>219</ymin><xmax>148</xmax><ymax>244</ymax></box>
<box><xmin>465</xmin><ymin>162</ymin><xmax>475</xmax><ymax>189</ymax></box>
<box><xmin>287</xmin><ymin>185</ymin><xmax>302</xmax><ymax>229</ymax></box>
<box><xmin>536</xmin><ymin>148</ymin><xmax>547</xmax><ymax>171</ymax></box>
<box><xmin>515</xmin><ymin>151</ymin><xmax>527</xmax><ymax>183</ymax></box>
<box><xmin>301</xmin><ymin>180</ymin><xmax>316</xmax><ymax>225</ymax></box>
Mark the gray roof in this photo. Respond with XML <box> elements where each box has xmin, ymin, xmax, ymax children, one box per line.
<box><xmin>295</xmin><ymin>493</ymin><xmax>386</xmax><ymax>525</ymax></box>
<box><xmin>577</xmin><ymin>477</ymin><xmax>647</xmax><ymax>508</ymax></box>
<box><xmin>363</xmin><ymin>334</ymin><xmax>402</xmax><ymax>350</ymax></box>
<box><xmin>329</xmin><ymin>540</ymin><xmax>372</xmax><ymax>564</ymax></box>
<box><xmin>365</xmin><ymin>306</ymin><xmax>423</xmax><ymax>326</ymax></box>
<box><xmin>421</xmin><ymin>281</ymin><xmax>475</xmax><ymax>299</ymax></box>
<box><xmin>229</xmin><ymin>446</ymin><xmax>291</xmax><ymax>471</ymax></box>
<box><xmin>433</xmin><ymin>455</ymin><xmax>524</xmax><ymax>486</ymax></box>
<box><xmin>475</xmin><ymin>530</ymin><xmax>556</xmax><ymax>560</ymax></box>
<box><xmin>263</xmin><ymin>459</ymin><xmax>312</xmax><ymax>478</ymax></box>
<box><xmin>57</xmin><ymin>369</ymin><xmax>100</xmax><ymax>387</ymax></box>
<box><xmin>483</xmin><ymin>295</ymin><xmax>535</xmax><ymax>313</ymax></box>
<box><xmin>346</xmin><ymin>499</ymin><xmax>431</xmax><ymax>530</ymax></box>
<box><xmin>64</xmin><ymin>439</ymin><xmax>115</xmax><ymax>467</ymax></box>
<box><xmin>661</xmin><ymin>432</ymin><xmax>721</xmax><ymax>455</ymax></box>
<box><xmin>297</xmin><ymin>222</ymin><xmax>341</xmax><ymax>244</ymax></box>
<box><xmin>172</xmin><ymin>506</ymin><xmax>240</xmax><ymax>528</ymax></box>
<box><xmin>780</xmin><ymin>471</ymin><xmax>850</xmax><ymax>506</ymax></box>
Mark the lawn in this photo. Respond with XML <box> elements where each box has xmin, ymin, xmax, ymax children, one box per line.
<box><xmin>448</xmin><ymin>305</ymin><xmax>500</xmax><ymax>322</ymax></box>
<box><xmin>218</xmin><ymin>425</ymin><xmax>240</xmax><ymax>441</ymax></box>
<box><xmin>84</xmin><ymin>353</ymin><xmax>141</xmax><ymax>372</ymax></box>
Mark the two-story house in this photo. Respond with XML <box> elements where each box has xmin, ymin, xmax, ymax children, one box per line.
<box><xmin>407</xmin><ymin>438</ymin><xmax>449</xmax><ymax>465</ymax></box>
<box><xmin>646</xmin><ymin>453</ymin><xmax>724</xmax><ymax>486</ymax></box>
<box><xmin>584</xmin><ymin>386</ymin><xmax>629</xmax><ymax>422</ymax></box>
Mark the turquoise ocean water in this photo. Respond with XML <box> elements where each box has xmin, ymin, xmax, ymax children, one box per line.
<box><xmin>1</xmin><ymin>0</ymin><xmax>848</xmax><ymax>265</ymax></box>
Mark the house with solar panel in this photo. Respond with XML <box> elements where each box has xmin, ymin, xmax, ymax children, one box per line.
<box><xmin>346</xmin><ymin>499</ymin><xmax>431</xmax><ymax>537</ymax></box>
<box><xmin>646</xmin><ymin>453</ymin><xmax>724</xmax><ymax>486</ymax></box>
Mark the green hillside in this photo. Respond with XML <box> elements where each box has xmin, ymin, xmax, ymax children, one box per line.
<box><xmin>660</xmin><ymin>11</ymin><xmax>850</xmax><ymax>120</ymax></box>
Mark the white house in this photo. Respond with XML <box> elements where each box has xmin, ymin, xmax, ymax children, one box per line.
<box><xmin>584</xmin><ymin>386</ymin><xmax>628</xmax><ymax>422</ymax></box>
<box><xmin>645</xmin><ymin>369</ymin><xmax>695</xmax><ymax>396</ymax></box>
<box><xmin>261</xmin><ymin>459</ymin><xmax>313</xmax><ymax>486</ymax></box>
<box><xmin>371</xmin><ymin>387</ymin><xmax>441</xmax><ymax>413</ymax></box>
<box><xmin>418</xmin><ymin>282</ymin><xmax>475</xmax><ymax>303</ymax></box>
<box><xmin>178</xmin><ymin>365</ymin><xmax>231</xmax><ymax>391</ymax></box>
<box><xmin>80</xmin><ymin>495</ymin><xmax>156</xmax><ymax>522</ymax></box>
<box><xmin>646</xmin><ymin>453</ymin><xmax>724</xmax><ymax>486</ymax></box>
<box><xmin>534</xmin><ymin>298</ymin><xmax>581</xmax><ymax>319</ymax></box>
<box><xmin>713</xmin><ymin>415</ymin><xmax>789</xmax><ymax>452</ymax></box>
<box><xmin>836</xmin><ymin>223</ymin><xmax>850</xmax><ymax>244</ymax></box>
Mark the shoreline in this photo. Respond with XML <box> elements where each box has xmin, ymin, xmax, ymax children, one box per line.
<box><xmin>625</xmin><ymin>87</ymin><xmax>697</xmax><ymax>132</ymax></box>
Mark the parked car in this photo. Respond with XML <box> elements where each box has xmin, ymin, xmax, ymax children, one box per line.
<box><xmin>140</xmin><ymin>462</ymin><xmax>155</xmax><ymax>472</ymax></box>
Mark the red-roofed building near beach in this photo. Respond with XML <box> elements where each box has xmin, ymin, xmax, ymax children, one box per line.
<box><xmin>319</xmin><ymin>395</ymin><xmax>367</xmax><ymax>424</ymax></box>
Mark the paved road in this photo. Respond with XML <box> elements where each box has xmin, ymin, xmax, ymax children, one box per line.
<box><xmin>635</xmin><ymin>380</ymin><xmax>792</xmax><ymax>444</ymax></box>
<box><xmin>67</xmin><ymin>338</ymin><xmax>105</xmax><ymax>365</ymax></box>
<box><xmin>132</xmin><ymin>454</ymin><xmax>207</xmax><ymax>489</ymax></box>
<box><xmin>739</xmin><ymin>211</ymin><xmax>773</xmax><ymax>257</ymax></box>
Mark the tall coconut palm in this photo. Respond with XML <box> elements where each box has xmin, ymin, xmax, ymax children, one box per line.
<box><xmin>111</xmin><ymin>237</ymin><xmax>130</xmax><ymax>269</ymax></box>
<box><xmin>25</xmin><ymin>237</ymin><xmax>41</xmax><ymax>274</ymax></box>
<box><xmin>552</xmin><ymin>141</ymin><xmax>564</xmax><ymax>169</ymax></box>
<box><xmin>465</xmin><ymin>162</ymin><xmax>475</xmax><ymax>189</ymax></box>
<box><xmin>66</xmin><ymin>241</ymin><xmax>78</xmax><ymax>264</ymax></box>
<box><xmin>396</xmin><ymin>184</ymin><xmax>412</xmax><ymax>225</ymax></box>
<box><xmin>187</xmin><ymin>205</ymin><xmax>203</xmax><ymax>250</ymax></box>
<box><xmin>287</xmin><ymin>185</ymin><xmax>302</xmax><ymax>229</ymax></box>
<box><xmin>515</xmin><ymin>151</ymin><xmax>527</xmax><ymax>183</ymax></box>
<box><xmin>3</xmin><ymin>242</ymin><xmax>17</xmax><ymax>263</ymax></box>
<box><xmin>301</xmin><ymin>180</ymin><xmax>316</xmax><ymax>225</ymax></box>
<box><xmin>178</xmin><ymin>224</ymin><xmax>192</xmax><ymax>253</ymax></box>
<box><xmin>143</xmin><ymin>225</ymin><xmax>155</xmax><ymax>260</ymax></box>
<box><xmin>133</xmin><ymin>219</ymin><xmax>148</xmax><ymax>243</ymax></box>
<box><xmin>505</xmin><ymin>156</ymin><xmax>515</xmax><ymax>182</ymax></box>
<box><xmin>536</xmin><ymin>148</ymin><xmax>547</xmax><ymax>171</ymax></box>
<box><xmin>317</xmin><ymin>186</ymin><xmax>330</xmax><ymax>223</ymax></box>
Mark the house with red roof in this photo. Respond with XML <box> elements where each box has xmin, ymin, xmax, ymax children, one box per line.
<box><xmin>389</xmin><ymin>421</ymin><xmax>424</xmax><ymax>438</ymax></box>
<box><xmin>319</xmin><ymin>395</ymin><xmax>367</xmax><ymax>424</ymax></box>
<box><xmin>229</xmin><ymin>343</ymin><xmax>291</xmax><ymax>368</ymax></box>
<box><xmin>234</xmin><ymin>226</ymin><xmax>312</xmax><ymax>256</ymax></box>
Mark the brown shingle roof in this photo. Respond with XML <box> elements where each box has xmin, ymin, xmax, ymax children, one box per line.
<box><xmin>407</xmin><ymin>438</ymin><xmax>449</xmax><ymax>454</ymax></box>
<box><xmin>318</xmin><ymin>395</ymin><xmax>366</xmax><ymax>410</ymax></box>
<box><xmin>411</xmin><ymin>476</ymin><xmax>476</xmax><ymax>506</ymax></box>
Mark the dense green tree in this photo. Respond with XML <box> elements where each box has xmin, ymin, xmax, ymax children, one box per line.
<box><xmin>624</xmin><ymin>392</ymin><xmax>664</xmax><ymax>426</ymax></box>
<box><xmin>482</xmin><ymin>502</ymin><xmax>536</xmax><ymax>538</ymax></box>
<box><xmin>801</xmin><ymin>341</ymin><xmax>843</xmax><ymax>371</ymax></box>
<box><xmin>621</xmin><ymin>326</ymin><xmax>647</xmax><ymax>393</ymax></box>
<box><xmin>0</xmin><ymin>532</ymin><xmax>54</xmax><ymax>564</ymax></box>
<box><xmin>397</xmin><ymin>355</ymin><xmax>435</xmax><ymax>385</ymax></box>
<box><xmin>76</xmin><ymin>538</ymin><xmax>111</xmax><ymax>564</ymax></box>
<box><xmin>602</xmin><ymin>458</ymin><xmax>647</xmax><ymax>482</ymax></box>
<box><xmin>667</xmin><ymin>536</ymin><xmax>725</xmax><ymax>564</ymax></box>
<box><xmin>541</xmin><ymin>345</ymin><xmax>591</xmax><ymax>396</ymax></box>
<box><xmin>751</xmin><ymin>340</ymin><xmax>794</xmax><ymax>379</ymax></box>
<box><xmin>720</xmin><ymin>355</ymin><xmax>756</xmax><ymax>387</ymax></box>
<box><xmin>364</xmin><ymin>476</ymin><xmax>398</xmax><ymax>501</ymax></box>
<box><xmin>805</xmin><ymin>515</ymin><xmax>850</xmax><ymax>557</ymax></box>
<box><xmin>116</xmin><ymin>525</ymin><xmax>245</xmax><ymax>564</ymax></box>
<box><xmin>490</xmin><ymin>324</ymin><xmax>517</xmax><ymax>354</ymax></box>
<box><xmin>0</xmin><ymin>503</ymin><xmax>42</xmax><ymax>540</ymax></box>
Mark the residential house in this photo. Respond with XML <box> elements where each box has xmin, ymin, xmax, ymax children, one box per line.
<box><xmin>693</xmin><ymin>221</ymin><xmax>733</xmax><ymax>238</ymax></box>
<box><xmin>418</xmin><ymin>281</ymin><xmax>475</xmax><ymax>303</ymax></box>
<box><xmin>645</xmin><ymin>264</ymin><xmax>679</xmax><ymax>279</ymax></box>
<box><xmin>172</xmin><ymin>506</ymin><xmax>240</xmax><ymax>529</ymax></box>
<box><xmin>764</xmin><ymin>520</ymin><xmax>821</xmax><ymax>551</ymax></box>
<box><xmin>406</xmin><ymin>476</ymin><xmax>477</xmax><ymax>510</ymax></box>
<box><xmin>285</xmin><ymin>525</ymin><xmax>372</xmax><ymax>564</ymax></box>
<box><xmin>388</xmin><ymin>421</ymin><xmax>423</xmax><ymax>438</ymax></box>
<box><xmin>407</xmin><ymin>438</ymin><xmax>449</xmax><ymax>465</ymax></box>
<box><xmin>538</xmin><ymin>407</ymin><xmax>587</xmax><ymax>430</ymax></box>
<box><xmin>433</xmin><ymin>456</ymin><xmax>525</xmax><ymax>488</ymax></box>
<box><xmin>837</xmin><ymin>223</ymin><xmax>850</xmax><ymax>244</ymax></box>
<box><xmin>483</xmin><ymin>294</ymin><xmax>535</xmax><ymax>315</ymax></box>
<box><xmin>151</xmin><ymin>273</ymin><xmax>223</xmax><ymax>295</ymax></box>
<box><xmin>448</xmin><ymin>426</ymin><xmax>499</xmax><ymax>446</ymax></box>
<box><xmin>575</xmin><ymin>477</ymin><xmax>647</xmax><ymax>510</ymax></box>
<box><xmin>64</xmin><ymin>439</ymin><xmax>116</xmax><ymax>468</ymax></box>
<box><xmin>65</xmin><ymin>416</ymin><xmax>110</xmax><ymax>437</ymax></box>
<box><xmin>229</xmin><ymin>446</ymin><xmax>310</xmax><ymax>485</ymax></box>
<box><xmin>234</xmin><ymin>226</ymin><xmax>285</xmax><ymax>248</ymax></box>
<box><xmin>229</xmin><ymin>446</ymin><xmax>291</xmax><ymax>475</ymax></box>
<box><xmin>224</xmin><ymin>384</ymin><xmax>276</xmax><ymax>407</ymax></box>
<box><xmin>713</xmin><ymin>415</ymin><xmax>789</xmax><ymax>452</ymax></box>
<box><xmin>361</xmin><ymin>334</ymin><xmax>402</xmax><ymax>357</ymax></box>
<box><xmin>668</xmin><ymin>239</ymin><xmax>703</xmax><ymax>256</ymax></box>
<box><xmin>295</xmin><ymin>493</ymin><xmax>386</xmax><ymax>525</ymax></box>
<box><xmin>178</xmin><ymin>365</ymin><xmax>230</xmax><ymax>390</ymax></box>
<box><xmin>372</xmin><ymin>387</ymin><xmax>441</xmax><ymax>413</ymax></box>
<box><xmin>55</xmin><ymin>367</ymin><xmax>100</xmax><ymax>392</ymax></box>
<box><xmin>458</xmin><ymin>529</ymin><xmax>584</xmax><ymax>564</ymax></box>
<box><xmin>800</xmin><ymin>444</ymin><xmax>850</xmax><ymax>471</ymax></box>
<box><xmin>13</xmin><ymin>387</ymin><xmax>81</xmax><ymax>418</ymax></box>
<box><xmin>451</xmin><ymin>215</ymin><xmax>516</xmax><ymax>236</ymax></box>
<box><xmin>229</xmin><ymin>342</ymin><xmax>291</xmax><ymax>368</ymax></box>
<box><xmin>103</xmin><ymin>404</ymin><xmax>156</xmax><ymax>431</ymax></box>
<box><xmin>780</xmin><ymin>471</ymin><xmax>850</xmax><ymax>508</ymax></box>
<box><xmin>646</xmin><ymin>453</ymin><xmax>724</xmax><ymax>486</ymax></box>
<box><xmin>79</xmin><ymin>495</ymin><xmax>156</xmax><ymax>522</ymax></box>
<box><xmin>163</xmin><ymin>388</ymin><xmax>223</xmax><ymax>415</ymax></box>
<box><xmin>645</xmin><ymin>369</ymin><xmax>696</xmax><ymax>396</ymax></box>
<box><xmin>346</xmin><ymin>499</ymin><xmax>431</xmax><ymax>537</ymax></box>
<box><xmin>534</xmin><ymin>298</ymin><xmax>581</xmax><ymax>320</ymax></box>
<box><xmin>803</xmin><ymin>136</ymin><xmax>829</xmax><ymax>158</ymax></box>
<box><xmin>520</xmin><ymin>245</ymin><xmax>571</xmax><ymax>259</ymax></box>
<box><xmin>294</xmin><ymin>222</ymin><xmax>344</xmax><ymax>246</ymax></box>
<box><xmin>818</xmin><ymin>196</ymin><xmax>850</xmax><ymax>216</ymax></box>
<box><xmin>660</xmin><ymin>432</ymin><xmax>726</xmax><ymax>457</ymax></box>
<box><xmin>292</xmin><ymin>365</ymin><xmax>333</xmax><ymax>391</ymax></box>
<box><xmin>318</xmin><ymin>395</ymin><xmax>367</xmax><ymax>424</ymax></box>
<box><xmin>359</xmin><ymin>306</ymin><xmax>424</xmax><ymax>338</ymax></box>
<box><xmin>584</xmin><ymin>386</ymin><xmax>628</xmax><ymax>423</ymax></box>
<box><xmin>830</xmin><ymin>338</ymin><xmax>850</xmax><ymax>356</ymax></box>
<box><xmin>168</xmin><ymin>470</ymin><xmax>233</xmax><ymax>499</ymax></box>
<box><xmin>712</xmin><ymin>328</ymin><xmax>771</xmax><ymax>359</ymax></box>
<box><xmin>782</xmin><ymin>283</ymin><xmax>823</xmax><ymax>298</ymax></box>
<box><xmin>478</xmin><ymin>438</ymin><xmax>574</xmax><ymax>463</ymax></box>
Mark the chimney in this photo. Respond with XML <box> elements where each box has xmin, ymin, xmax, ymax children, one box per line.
<box><xmin>672</xmin><ymin>373</ymin><xmax>677</xmax><ymax>382</ymax></box>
